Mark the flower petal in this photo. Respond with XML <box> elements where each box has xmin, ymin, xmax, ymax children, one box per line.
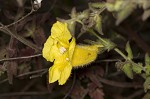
<box><xmin>72</xmin><ymin>45</ymin><xmax>98</xmax><ymax>67</ymax></box>
<box><xmin>68</xmin><ymin>37</ymin><xmax>76</xmax><ymax>60</ymax></box>
<box><xmin>42</xmin><ymin>37</ymin><xmax>54</xmax><ymax>62</ymax></box>
<box><xmin>58</xmin><ymin>63</ymin><xmax>72</xmax><ymax>85</ymax></box>
<box><xmin>42</xmin><ymin>37</ymin><xmax>62</xmax><ymax>62</ymax></box>
<box><xmin>51</xmin><ymin>21</ymin><xmax>72</xmax><ymax>48</ymax></box>
<box><xmin>49</xmin><ymin>65</ymin><xmax>61</xmax><ymax>83</ymax></box>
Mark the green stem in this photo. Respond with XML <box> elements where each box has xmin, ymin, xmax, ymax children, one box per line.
<box><xmin>88</xmin><ymin>29</ymin><xmax>108</xmax><ymax>44</ymax></box>
<box><xmin>114</xmin><ymin>48</ymin><xmax>128</xmax><ymax>60</ymax></box>
<box><xmin>114</xmin><ymin>48</ymin><xmax>145</xmax><ymax>73</ymax></box>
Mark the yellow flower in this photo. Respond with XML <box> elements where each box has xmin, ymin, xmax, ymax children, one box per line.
<box><xmin>42</xmin><ymin>21</ymin><xmax>103</xmax><ymax>85</ymax></box>
<box><xmin>42</xmin><ymin>21</ymin><xmax>76</xmax><ymax>85</ymax></box>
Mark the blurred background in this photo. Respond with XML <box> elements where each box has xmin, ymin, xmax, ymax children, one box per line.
<box><xmin>0</xmin><ymin>0</ymin><xmax>150</xmax><ymax>99</ymax></box>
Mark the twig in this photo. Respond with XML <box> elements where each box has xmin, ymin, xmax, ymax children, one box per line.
<box><xmin>0</xmin><ymin>68</ymin><xmax>48</xmax><ymax>84</ymax></box>
<box><xmin>125</xmin><ymin>89</ymin><xmax>144</xmax><ymax>99</ymax></box>
<box><xmin>29</xmin><ymin>70</ymin><xmax>47</xmax><ymax>79</ymax></box>
<box><xmin>126</xmin><ymin>25</ymin><xmax>150</xmax><ymax>54</ymax></box>
<box><xmin>0</xmin><ymin>26</ymin><xmax>41</xmax><ymax>51</ymax></box>
<box><xmin>0</xmin><ymin>92</ymin><xmax>49</xmax><ymax>97</ymax></box>
<box><xmin>0</xmin><ymin>54</ymin><xmax>42</xmax><ymax>62</ymax></box>
<box><xmin>97</xmin><ymin>76</ymin><xmax>143</xmax><ymax>88</ymax></box>
<box><xmin>116</xmin><ymin>24</ymin><xmax>150</xmax><ymax>54</ymax></box>
<box><xmin>17</xmin><ymin>68</ymin><xmax>48</xmax><ymax>77</ymax></box>
<box><xmin>0</xmin><ymin>1</ymin><xmax>35</xmax><ymax>29</ymax></box>
<box><xmin>6</xmin><ymin>10</ymin><xmax>34</xmax><ymax>28</ymax></box>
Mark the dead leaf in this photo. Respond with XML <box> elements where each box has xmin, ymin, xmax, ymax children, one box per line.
<box><xmin>89</xmin><ymin>88</ymin><xmax>104</xmax><ymax>99</ymax></box>
<box><xmin>33</xmin><ymin>26</ymin><xmax>46</xmax><ymax>48</ymax></box>
<box><xmin>71</xmin><ymin>81</ymin><xmax>88</xmax><ymax>99</ymax></box>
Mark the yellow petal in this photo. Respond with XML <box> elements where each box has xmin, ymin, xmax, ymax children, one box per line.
<box><xmin>49</xmin><ymin>65</ymin><xmax>60</xmax><ymax>83</ymax></box>
<box><xmin>58</xmin><ymin>63</ymin><xmax>72</xmax><ymax>85</ymax></box>
<box><xmin>51</xmin><ymin>21</ymin><xmax>72</xmax><ymax>47</ymax></box>
<box><xmin>42</xmin><ymin>37</ymin><xmax>55</xmax><ymax>62</ymax></box>
<box><xmin>42</xmin><ymin>37</ymin><xmax>61</xmax><ymax>62</ymax></box>
<box><xmin>48</xmin><ymin>51</ymin><xmax>72</xmax><ymax>85</ymax></box>
<box><xmin>68</xmin><ymin>37</ymin><xmax>76</xmax><ymax>60</ymax></box>
<box><xmin>72</xmin><ymin>45</ymin><xmax>99</xmax><ymax>67</ymax></box>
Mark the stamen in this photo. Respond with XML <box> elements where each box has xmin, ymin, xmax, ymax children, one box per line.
<box><xmin>66</xmin><ymin>58</ymin><xmax>69</xmax><ymax>61</ymax></box>
<box><xmin>59</xmin><ymin>47</ymin><xmax>66</xmax><ymax>54</ymax></box>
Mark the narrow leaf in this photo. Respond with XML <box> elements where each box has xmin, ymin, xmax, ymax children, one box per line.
<box><xmin>125</xmin><ymin>41</ymin><xmax>133</xmax><ymax>59</ymax></box>
<box><xmin>94</xmin><ymin>15</ymin><xmax>103</xmax><ymax>35</ymax></box>
<box><xmin>122</xmin><ymin>63</ymin><xmax>133</xmax><ymax>79</ymax></box>
<box><xmin>144</xmin><ymin>77</ymin><xmax>150</xmax><ymax>92</ymax></box>
<box><xmin>132</xmin><ymin>63</ymin><xmax>143</xmax><ymax>74</ymax></box>
<box><xmin>145</xmin><ymin>53</ymin><xmax>150</xmax><ymax>66</ymax></box>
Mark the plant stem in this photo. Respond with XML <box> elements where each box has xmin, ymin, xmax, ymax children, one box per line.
<box><xmin>114</xmin><ymin>48</ymin><xmax>128</xmax><ymax>60</ymax></box>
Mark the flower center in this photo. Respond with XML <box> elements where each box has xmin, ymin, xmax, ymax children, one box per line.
<box><xmin>66</xmin><ymin>58</ymin><xmax>69</xmax><ymax>61</ymax></box>
<box><xmin>59</xmin><ymin>47</ymin><xmax>66</xmax><ymax>54</ymax></box>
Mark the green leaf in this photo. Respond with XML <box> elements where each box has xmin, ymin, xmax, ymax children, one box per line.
<box><xmin>116</xmin><ymin>2</ymin><xmax>137</xmax><ymax>25</ymax></box>
<box><xmin>132</xmin><ymin>63</ymin><xmax>143</xmax><ymax>74</ymax></box>
<box><xmin>89</xmin><ymin>2</ymin><xmax>106</xmax><ymax>9</ymax></box>
<box><xmin>70</xmin><ymin>7</ymin><xmax>77</xmax><ymax>18</ymax></box>
<box><xmin>94</xmin><ymin>15</ymin><xmax>103</xmax><ymax>35</ymax></box>
<box><xmin>144</xmin><ymin>77</ymin><xmax>150</xmax><ymax>92</ymax></box>
<box><xmin>125</xmin><ymin>41</ymin><xmax>133</xmax><ymax>59</ymax></box>
<box><xmin>67</xmin><ymin>21</ymin><xmax>76</xmax><ymax>36</ymax></box>
<box><xmin>145</xmin><ymin>53</ymin><xmax>150</xmax><ymax>76</ymax></box>
<box><xmin>145</xmin><ymin>53</ymin><xmax>150</xmax><ymax>66</ymax></box>
<box><xmin>122</xmin><ymin>63</ymin><xmax>133</xmax><ymax>79</ymax></box>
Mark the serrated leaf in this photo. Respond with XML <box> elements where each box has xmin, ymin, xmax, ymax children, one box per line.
<box><xmin>125</xmin><ymin>41</ymin><xmax>133</xmax><ymax>59</ymax></box>
<box><xmin>145</xmin><ymin>68</ymin><xmax>150</xmax><ymax>77</ymax></box>
<box><xmin>132</xmin><ymin>63</ymin><xmax>143</xmax><ymax>74</ymax></box>
<box><xmin>94</xmin><ymin>15</ymin><xmax>103</xmax><ymax>35</ymax></box>
<box><xmin>144</xmin><ymin>77</ymin><xmax>150</xmax><ymax>92</ymax></box>
<box><xmin>114</xmin><ymin>0</ymin><xmax>124</xmax><ymax>11</ymax></box>
<box><xmin>122</xmin><ymin>63</ymin><xmax>133</xmax><ymax>79</ymax></box>
<box><xmin>70</xmin><ymin>7</ymin><xmax>77</xmax><ymax>18</ymax></box>
<box><xmin>106</xmin><ymin>3</ymin><xmax>115</xmax><ymax>12</ymax></box>
<box><xmin>67</xmin><ymin>21</ymin><xmax>76</xmax><ymax>36</ymax></box>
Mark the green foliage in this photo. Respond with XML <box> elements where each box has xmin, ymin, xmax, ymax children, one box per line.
<box><xmin>116</xmin><ymin>42</ymin><xmax>143</xmax><ymax>78</ymax></box>
<box><xmin>125</xmin><ymin>42</ymin><xmax>133</xmax><ymax>60</ymax></box>
<box><xmin>132</xmin><ymin>62</ymin><xmax>143</xmax><ymax>74</ymax></box>
<box><xmin>58</xmin><ymin>2</ymin><xmax>105</xmax><ymax>37</ymax></box>
<box><xmin>106</xmin><ymin>0</ymin><xmax>150</xmax><ymax>25</ymax></box>
<box><xmin>122</xmin><ymin>62</ymin><xmax>133</xmax><ymax>79</ymax></box>
<box><xmin>145</xmin><ymin>53</ymin><xmax>150</xmax><ymax>76</ymax></box>
<box><xmin>93</xmin><ymin>14</ymin><xmax>103</xmax><ymax>35</ymax></box>
<box><xmin>144</xmin><ymin>77</ymin><xmax>150</xmax><ymax>92</ymax></box>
